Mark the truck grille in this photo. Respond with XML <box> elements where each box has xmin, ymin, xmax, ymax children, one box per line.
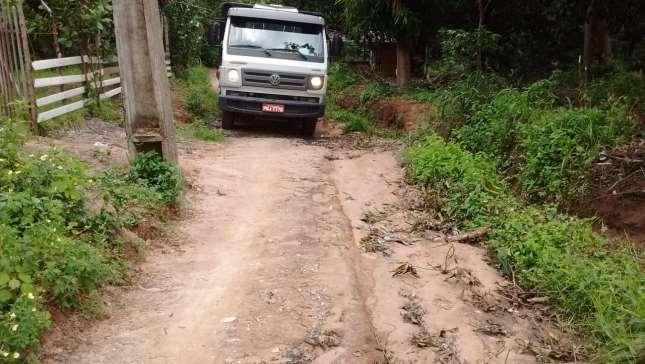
<box><xmin>242</xmin><ymin>69</ymin><xmax>308</xmax><ymax>91</ymax></box>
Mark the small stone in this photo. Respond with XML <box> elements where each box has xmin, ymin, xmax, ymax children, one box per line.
<box><xmin>93</xmin><ymin>142</ymin><xmax>109</xmax><ymax>149</ymax></box>
<box><xmin>271</xmin><ymin>347</ymin><xmax>280</xmax><ymax>353</ymax></box>
<box><xmin>220</xmin><ymin>316</ymin><xmax>237</xmax><ymax>323</ymax></box>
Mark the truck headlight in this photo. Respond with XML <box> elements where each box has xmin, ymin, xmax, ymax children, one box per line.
<box><xmin>227</xmin><ymin>69</ymin><xmax>240</xmax><ymax>83</ymax></box>
<box><xmin>308</xmin><ymin>76</ymin><xmax>324</xmax><ymax>90</ymax></box>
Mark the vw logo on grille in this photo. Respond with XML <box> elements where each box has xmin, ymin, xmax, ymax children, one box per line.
<box><xmin>269</xmin><ymin>73</ymin><xmax>281</xmax><ymax>86</ymax></box>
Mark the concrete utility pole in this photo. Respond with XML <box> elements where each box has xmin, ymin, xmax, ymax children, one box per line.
<box><xmin>113</xmin><ymin>0</ymin><xmax>178</xmax><ymax>164</ymax></box>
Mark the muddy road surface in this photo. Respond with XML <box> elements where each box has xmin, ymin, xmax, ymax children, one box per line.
<box><xmin>43</xmin><ymin>124</ymin><xmax>569</xmax><ymax>363</ymax></box>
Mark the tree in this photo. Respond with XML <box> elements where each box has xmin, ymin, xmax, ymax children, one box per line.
<box><xmin>340</xmin><ymin>0</ymin><xmax>428</xmax><ymax>86</ymax></box>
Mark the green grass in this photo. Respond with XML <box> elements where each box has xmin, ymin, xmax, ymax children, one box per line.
<box><xmin>0</xmin><ymin>120</ymin><xmax>181</xmax><ymax>359</ymax></box>
<box><xmin>404</xmin><ymin>133</ymin><xmax>644</xmax><ymax>363</ymax></box>
<box><xmin>176</xmin><ymin>65</ymin><xmax>218</xmax><ymax>121</ymax></box>
<box><xmin>178</xmin><ymin>119</ymin><xmax>225</xmax><ymax>142</ymax></box>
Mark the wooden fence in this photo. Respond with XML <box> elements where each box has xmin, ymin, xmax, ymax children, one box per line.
<box><xmin>0</xmin><ymin>1</ymin><xmax>174</xmax><ymax>132</ymax></box>
<box><xmin>0</xmin><ymin>0</ymin><xmax>36</xmax><ymax>130</ymax></box>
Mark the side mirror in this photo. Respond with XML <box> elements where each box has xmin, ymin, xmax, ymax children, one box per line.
<box><xmin>207</xmin><ymin>18</ymin><xmax>225</xmax><ymax>45</ymax></box>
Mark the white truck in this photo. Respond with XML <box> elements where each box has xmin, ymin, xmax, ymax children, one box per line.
<box><xmin>216</xmin><ymin>3</ymin><xmax>328</xmax><ymax>137</ymax></box>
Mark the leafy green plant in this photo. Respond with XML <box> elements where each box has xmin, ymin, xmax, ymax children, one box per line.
<box><xmin>517</xmin><ymin>105</ymin><xmax>632</xmax><ymax>203</ymax></box>
<box><xmin>438</xmin><ymin>28</ymin><xmax>501</xmax><ymax>71</ymax></box>
<box><xmin>179</xmin><ymin>66</ymin><xmax>219</xmax><ymax>120</ymax></box>
<box><xmin>359</xmin><ymin>82</ymin><xmax>392</xmax><ymax>104</ymax></box>
<box><xmin>179</xmin><ymin>119</ymin><xmax>225</xmax><ymax>142</ymax></box>
<box><xmin>329</xmin><ymin>108</ymin><xmax>374</xmax><ymax>133</ymax></box>
<box><xmin>129</xmin><ymin>152</ymin><xmax>183</xmax><ymax>204</ymax></box>
<box><xmin>0</xmin><ymin>120</ymin><xmax>176</xmax><ymax>358</ymax></box>
<box><xmin>404</xmin><ymin>132</ymin><xmax>645</xmax><ymax>363</ymax></box>
<box><xmin>328</xmin><ymin>63</ymin><xmax>358</xmax><ymax>91</ymax></box>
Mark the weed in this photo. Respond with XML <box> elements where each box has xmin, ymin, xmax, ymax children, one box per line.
<box><xmin>517</xmin><ymin>105</ymin><xmax>632</xmax><ymax>203</ymax></box>
<box><xmin>178</xmin><ymin>119</ymin><xmax>225</xmax><ymax>142</ymax></box>
<box><xmin>328</xmin><ymin>63</ymin><xmax>358</xmax><ymax>91</ymax></box>
<box><xmin>0</xmin><ymin>119</ymin><xmax>175</xmax><ymax>358</ymax></box>
<box><xmin>329</xmin><ymin>108</ymin><xmax>374</xmax><ymax>133</ymax></box>
<box><xmin>359</xmin><ymin>82</ymin><xmax>392</xmax><ymax>104</ymax></box>
<box><xmin>129</xmin><ymin>152</ymin><xmax>183</xmax><ymax>204</ymax></box>
<box><xmin>178</xmin><ymin>66</ymin><xmax>218</xmax><ymax>120</ymax></box>
<box><xmin>403</xmin><ymin>132</ymin><xmax>645</xmax><ymax>362</ymax></box>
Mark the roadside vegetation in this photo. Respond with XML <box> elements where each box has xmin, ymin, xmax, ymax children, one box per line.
<box><xmin>0</xmin><ymin>114</ymin><xmax>182</xmax><ymax>360</ymax></box>
<box><xmin>326</xmin><ymin>32</ymin><xmax>644</xmax><ymax>361</ymax></box>
<box><xmin>173</xmin><ymin>65</ymin><xmax>224</xmax><ymax>142</ymax></box>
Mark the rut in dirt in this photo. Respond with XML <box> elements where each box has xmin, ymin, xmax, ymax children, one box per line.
<box><xmin>43</xmin><ymin>134</ymin><xmax>383</xmax><ymax>363</ymax></box>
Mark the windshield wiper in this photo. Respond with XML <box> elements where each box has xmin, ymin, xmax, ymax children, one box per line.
<box><xmin>230</xmin><ymin>44</ymin><xmax>272</xmax><ymax>57</ymax></box>
<box><xmin>266</xmin><ymin>48</ymin><xmax>308</xmax><ymax>61</ymax></box>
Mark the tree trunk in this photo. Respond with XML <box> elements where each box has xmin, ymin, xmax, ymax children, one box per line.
<box><xmin>583</xmin><ymin>0</ymin><xmax>612</xmax><ymax>82</ymax></box>
<box><xmin>476</xmin><ymin>0</ymin><xmax>491</xmax><ymax>70</ymax></box>
<box><xmin>396</xmin><ymin>41</ymin><xmax>411</xmax><ymax>87</ymax></box>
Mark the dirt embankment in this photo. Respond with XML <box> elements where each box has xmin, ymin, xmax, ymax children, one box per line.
<box><xmin>587</xmin><ymin>138</ymin><xmax>645</xmax><ymax>247</ymax></box>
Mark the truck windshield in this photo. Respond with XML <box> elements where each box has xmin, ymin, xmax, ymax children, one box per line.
<box><xmin>228</xmin><ymin>16</ymin><xmax>324</xmax><ymax>63</ymax></box>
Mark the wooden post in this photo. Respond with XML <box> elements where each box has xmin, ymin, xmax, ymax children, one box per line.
<box><xmin>113</xmin><ymin>0</ymin><xmax>177</xmax><ymax>164</ymax></box>
<box><xmin>15</xmin><ymin>2</ymin><xmax>38</xmax><ymax>133</ymax></box>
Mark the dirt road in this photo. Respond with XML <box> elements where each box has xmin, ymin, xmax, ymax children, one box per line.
<box><xmin>41</xmin><ymin>120</ymin><xmax>570</xmax><ymax>363</ymax></box>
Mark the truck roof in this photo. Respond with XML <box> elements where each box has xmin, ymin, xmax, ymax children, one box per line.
<box><xmin>222</xmin><ymin>3</ymin><xmax>325</xmax><ymax>26</ymax></box>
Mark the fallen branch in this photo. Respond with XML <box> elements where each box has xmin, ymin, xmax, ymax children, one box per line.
<box><xmin>447</xmin><ymin>228</ymin><xmax>489</xmax><ymax>244</ymax></box>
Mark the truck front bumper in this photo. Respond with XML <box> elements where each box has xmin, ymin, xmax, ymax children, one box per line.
<box><xmin>219</xmin><ymin>95</ymin><xmax>325</xmax><ymax>119</ymax></box>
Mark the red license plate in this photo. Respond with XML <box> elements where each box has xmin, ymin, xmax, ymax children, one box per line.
<box><xmin>262</xmin><ymin>104</ymin><xmax>285</xmax><ymax>113</ymax></box>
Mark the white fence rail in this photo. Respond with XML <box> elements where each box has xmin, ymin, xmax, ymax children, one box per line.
<box><xmin>32</xmin><ymin>54</ymin><xmax>172</xmax><ymax>123</ymax></box>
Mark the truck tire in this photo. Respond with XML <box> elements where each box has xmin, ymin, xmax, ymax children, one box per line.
<box><xmin>222</xmin><ymin>111</ymin><xmax>235</xmax><ymax>130</ymax></box>
<box><xmin>302</xmin><ymin>118</ymin><xmax>317</xmax><ymax>138</ymax></box>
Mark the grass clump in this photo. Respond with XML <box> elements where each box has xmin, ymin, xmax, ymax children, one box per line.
<box><xmin>404</xmin><ymin>133</ymin><xmax>644</xmax><ymax>363</ymax></box>
<box><xmin>328</xmin><ymin>107</ymin><xmax>374</xmax><ymax>133</ymax></box>
<box><xmin>359</xmin><ymin>81</ymin><xmax>392</xmax><ymax>104</ymax></box>
<box><xmin>178</xmin><ymin>119</ymin><xmax>224</xmax><ymax>142</ymax></box>
<box><xmin>517</xmin><ymin>105</ymin><xmax>631</xmax><ymax>203</ymax></box>
<box><xmin>179</xmin><ymin>65</ymin><xmax>218</xmax><ymax>120</ymax></box>
<box><xmin>328</xmin><ymin>63</ymin><xmax>358</xmax><ymax>91</ymax></box>
<box><xmin>0</xmin><ymin>120</ymin><xmax>179</xmax><ymax>359</ymax></box>
<box><xmin>129</xmin><ymin>152</ymin><xmax>182</xmax><ymax>204</ymax></box>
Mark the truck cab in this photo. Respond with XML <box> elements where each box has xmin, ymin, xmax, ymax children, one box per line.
<box><xmin>217</xmin><ymin>3</ymin><xmax>328</xmax><ymax>136</ymax></box>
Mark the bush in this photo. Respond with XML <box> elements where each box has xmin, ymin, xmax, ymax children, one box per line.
<box><xmin>438</xmin><ymin>28</ymin><xmax>501</xmax><ymax>72</ymax></box>
<box><xmin>517</xmin><ymin>105</ymin><xmax>632</xmax><ymax>203</ymax></box>
<box><xmin>328</xmin><ymin>108</ymin><xmax>374</xmax><ymax>133</ymax></box>
<box><xmin>403</xmin><ymin>133</ymin><xmax>645</xmax><ymax>362</ymax></box>
<box><xmin>583</xmin><ymin>66</ymin><xmax>645</xmax><ymax>113</ymax></box>
<box><xmin>328</xmin><ymin>63</ymin><xmax>358</xmax><ymax>91</ymax></box>
<box><xmin>129</xmin><ymin>152</ymin><xmax>182</xmax><ymax>204</ymax></box>
<box><xmin>178</xmin><ymin>118</ymin><xmax>225</xmax><ymax>142</ymax></box>
<box><xmin>359</xmin><ymin>82</ymin><xmax>392</xmax><ymax>104</ymax></box>
<box><xmin>180</xmin><ymin>66</ymin><xmax>218</xmax><ymax>120</ymax></box>
<box><xmin>0</xmin><ymin>121</ymin><xmax>174</xmax><ymax>358</ymax></box>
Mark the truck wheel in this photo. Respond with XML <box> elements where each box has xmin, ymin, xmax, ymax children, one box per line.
<box><xmin>222</xmin><ymin>111</ymin><xmax>235</xmax><ymax>130</ymax></box>
<box><xmin>302</xmin><ymin>118</ymin><xmax>317</xmax><ymax>138</ymax></box>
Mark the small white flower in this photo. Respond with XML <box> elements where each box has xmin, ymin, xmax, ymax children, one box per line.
<box><xmin>46</xmin><ymin>219</ymin><xmax>51</xmax><ymax>223</ymax></box>
<box><xmin>88</xmin><ymin>179</ymin><xmax>94</xmax><ymax>184</ymax></box>
<box><xmin>28</xmin><ymin>154</ymin><xmax>34</xmax><ymax>158</ymax></box>
<box><xmin>31</xmin><ymin>308</ymin><xmax>36</xmax><ymax>312</ymax></box>
<box><xmin>40</xmin><ymin>154</ymin><xmax>48</xmax><ymax>161</ymax></box>
<box><xmin>27</xmin><ymin>293</ymin><xmax>35</xmax><ymax>300</ymax></box>
<box><xmin>56</xmin><ymin>237</ymin><xmax>62</xmax><ymax>242</ymax></box>
<box><xmin>14</xmin><ymin>170</ymin><xmax>20</xmax><ymax>175</ymax></box>
<box><xmin>12</xmin><ymin>352</ymin><xmax>19</xmax><ymax>359</ymax></box>
<box><xmin>8</xmin><ymin>312</ymin><xmax>15</xmax><ymax>319</ymax></box>
<box><xmin>7</xmin><ymin>170</ymin><xmax>13</xmax><ymax>176</ymax></box>
<box><xmin>11</xmin><ymin>324</ymin><xmax>18</xmax><ymax>331</ymax></box>
<box><xmin>1</xmin><ymin>351</ymin><xmax>8</xmax><ymax>357</ymax></box>
<box><xmin>0</xmin><ymin>158</ymin><xmax>5</xmax><ymax>162</ymax></box>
